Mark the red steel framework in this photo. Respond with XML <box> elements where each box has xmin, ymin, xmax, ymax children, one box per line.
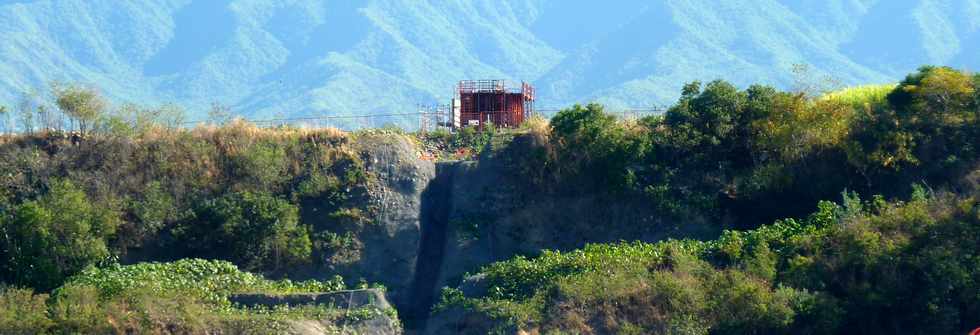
<box><xmin>453</xmin><ymin>80</ymin><xmax>534</xmax><ymax>130</ymax></box>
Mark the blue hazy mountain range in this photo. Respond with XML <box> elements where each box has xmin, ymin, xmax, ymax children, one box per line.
<box><xmin>0</xmin><ymin>0</ymin><xmax>977</xmax><ymax>127</ymax></box>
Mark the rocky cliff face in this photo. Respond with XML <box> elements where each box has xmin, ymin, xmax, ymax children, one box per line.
<box><xmin>341</xmin><ymin>134</ymin><xmax>716</xmax><ymax>333</ymax></box>
<box><xmin>335</xmin><ymin>135</ymin><xmax>434</xmax><ymax>311</ymax></box>
<box><xmin>337</xmin><ymin>134</ymin><xmax>717</xmax><ymax>332</ymax></box>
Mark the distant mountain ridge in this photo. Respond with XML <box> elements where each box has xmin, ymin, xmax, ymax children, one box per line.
<box><xmin>0</xmin><ymin>0</ymin><xmax>976</xmax><ymax>127</ymax></box>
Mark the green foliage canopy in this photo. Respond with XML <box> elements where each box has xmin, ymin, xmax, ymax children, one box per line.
<box><xmin>177</xmin><ymin>191</ymin><xmax>312</xmax><ymax>272</ymax></box>
<box><xmin>849</xmin><ymin>66</ymin><xmax>980</xmax><ymax>175</ymax></box>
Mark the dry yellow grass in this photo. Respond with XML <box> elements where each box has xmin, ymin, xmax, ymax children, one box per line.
<box><xmin>188</xmin><ymin>118</ymin><xmax>347</xmax><ymax>141</ymax></box>
<box><xmin>519</xmin><ymin>114</ymin><xmax>551</xmax><ymax>139</ymax></box>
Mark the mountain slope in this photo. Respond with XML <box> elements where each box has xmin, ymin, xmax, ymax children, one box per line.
<box><xmin>0</xmin><ymin>0</ymin><xmax>975</xmax><ymax>127</ymax></box>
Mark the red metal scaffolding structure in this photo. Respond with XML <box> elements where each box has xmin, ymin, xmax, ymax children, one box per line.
<box><xmin>453</xmin><ymin>80</ymin><xmax>534</xmax><ymax>130</ymax></box>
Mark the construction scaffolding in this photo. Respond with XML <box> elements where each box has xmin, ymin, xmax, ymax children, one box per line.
<box><xmin>417</xmin><ymin>103</ymin><xmax>452</xmax><ymax>134</ymax></box>
<box><xmin>452</xmin><ymin>80</ymin><xmax>534</xmax><ymax>130</ymax></box>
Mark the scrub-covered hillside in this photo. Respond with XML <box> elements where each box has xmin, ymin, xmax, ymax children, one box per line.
<box><xmin>1</xmin><ymin>65</ymin><xmax>978</xmax><ymax>334</ymax></box>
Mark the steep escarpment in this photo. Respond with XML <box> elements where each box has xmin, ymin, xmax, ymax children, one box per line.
<box><xmin>343</xmin><ymin>135</ymin><xmax>435</xmax><ymax>309</ymax></box>
<box><xmin>356</xmin><ymin>132</ymin><xmax>719</xmax><ymax>330</ymax></box>
<box><xmin>405</xmin><ymin>162</ymin><xmax>456</xmax><ymax>329</ymax></box>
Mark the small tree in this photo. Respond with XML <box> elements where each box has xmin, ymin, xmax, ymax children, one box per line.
<box><xmin>664</xmin><ymin>80</ymin><xmax>751</xmax><ymax>169</ymax></box>
<box><xmin>53</xmin><ymin>84</ymin><xmax>107</xmax><ymax>135</ymax></box>
<box><xmin>549</xmin><ymin>103</ymin><xmax>643</xmax><ymax>191</ymax></box>
<box><xmin>99</xmin><ymin>102</ymin><xmax>187</xmax><ymax>136</ymax></box>
<box><xmin>973</xmin><ymin>73</ymin><xmax>980</xmax><ymax>110</ymax></box>
<box><xmin>36</xmin><ymin>105</ymin><xmax>50</xmax><ymax>132</ymax></box>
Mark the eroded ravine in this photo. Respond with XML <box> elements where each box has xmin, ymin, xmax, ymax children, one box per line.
<box><xmin>404</xmin><ymin>162</ymin><xmax>456</xmax><ymax>330</ymax></box>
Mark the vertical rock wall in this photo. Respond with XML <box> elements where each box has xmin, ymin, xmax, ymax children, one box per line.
<box><xmin>349</xmin><ymin>135</ymin><xmax>435</xmax><ymax>311</ymax></box>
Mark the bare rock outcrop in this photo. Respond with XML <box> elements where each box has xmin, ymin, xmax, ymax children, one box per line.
<box><xmin>348</xmin><ymin>135</ymin><xmax>436</xmax><ymax>310</ymax></box>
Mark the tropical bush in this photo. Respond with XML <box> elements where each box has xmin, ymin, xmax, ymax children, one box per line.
<box><xmin>176</xmin><ymin>191</ymin><xmax>312</xmax><ymax>272</ymax></box>
<box><xmin>0</xmin><ymin>179</ymin><xmax>120</xmax><ymax>290</ymax></box>
<box><xmin>848</xmin><ymin>66</ymin><xmax>979</xmax><ymax>183</ymax></box>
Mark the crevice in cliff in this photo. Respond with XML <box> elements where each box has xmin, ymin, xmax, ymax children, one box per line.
<box><xmin>404</xmin><ymin>162</ymin><xmax>455</xmax><ymax>330</ymax></box>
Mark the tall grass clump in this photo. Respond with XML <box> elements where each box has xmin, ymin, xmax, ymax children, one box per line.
<box><xmin>821</xmin><ymin>84</ymin><xmax>896</xmax><ymax>110</ymax></box>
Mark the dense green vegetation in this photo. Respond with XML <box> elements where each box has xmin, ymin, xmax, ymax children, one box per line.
<box><xmin>2</xmin><ymin>179</ymin><xmax>120</xmax><ymax>291</ymax></box>
<box><xmin>436</xmin><ymin>66</ymin><xmax>980</xmax><ymax>334</ymax></box>
<box><xmin>177</xmin><ymin>191</ymin><xmax>312</xmax><ymax>272</ymax></box>
<box><xmin>0</xmin><ymin>117</ymin><xmax>392</xmax><ymax>332</ymax></box>
<box><xmin>0</xmin><ymin>259</ymin><xmax>378</xmax><ymax>334</ymax></box>
<box><xmin>0</xmin><ymin>119</ymin><xmax>375</xmax><ymax>291</ymax></box>
<box><xmin>439</xmin><ymin>190</ymin><xmax>980</xmax><ymax>334</ymax></box>
<box><xmin>489</xmin><ymin>66</ymin><xmax>980</xmax><ymax>229</ymax></box>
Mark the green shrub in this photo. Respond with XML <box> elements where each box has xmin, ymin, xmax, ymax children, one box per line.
<box><xmin>418</xmin><ymin>123</ymin><xmax>499</xmax><ymax>160</ymax></box>
<box><xmin>475</xmin><ymin>241</ymin><xmax>698</xmax><ymax>301</ymax></box>
<box><xmin>548</xmin><ymin>103</ymin><xmax>650</xmax><ymax>193</ymax></box>
<box><xmin>707</xmin><ymin>270</ymin><xmax>796</xmax><ymax>334</ymax></box>
<box><xmin>229</xmin><ymin>140</ymin><xmax>289</xmax><ymax>190</ymax></box>
<box><xmin>453</xmin><ymin>122</ymin><xmax>496</xmax><ymax>154</ymax></box>
<box><xmin>469</xmin><ymin>243</ymin><xmax>813</xmax><ymax>334</ymax></box>
<box><xmin>313</xmin><ymin>231</ymin><xmax>362</xmax><ymax>265</ymax></box>
<box><xmin>129</xmin><ymin>181</ymin><xmax>175</xmax><ymax>242</ymax></box>
<box><xmin>0</xmin><ymin>123</ymin><xmax>370</xmax><ymax>290</ymax></box>
<box><xmin>65</xmin><ymin>259</ymin><xmax>345</xmax><ymax>305</ymax></box>
<box><xmin>0</xmin><ymin>179</ymin><xmax>121</xmax><ymax>290</ymax></box>
<box><xmin>177</xmin><ymin>191</ymin><xmax>311</xmax><ymax>272</ymax></box>
<box><xmin>781</xmin><ymin>194</ymin><xmax>980</xmax><ymax>334</ymax></box>
<box><xmin>45</xmin><ymin>259</ymin><xmax>347</xmax><ymax>334</ymax></box>
<box><xmin>848</xmin><ymin>66</ymin><xmax>979</xmax><ymax>182</ymax></box>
